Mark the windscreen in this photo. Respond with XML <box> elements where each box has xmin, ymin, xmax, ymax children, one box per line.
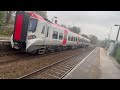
<box><xmin>28</xmin><ymin>18</ymin><xmax>38</xmax><ymax>32</ymax></box>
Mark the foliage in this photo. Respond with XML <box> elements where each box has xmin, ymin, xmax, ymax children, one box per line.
<box><xmin>100</xmin><ymin>38</ymin><xmax>110</xmax><ymax>48</ymax></box>
<box><xmin>0</xmin><ymin>11</ymin><xmax>5</xmax><ymax>29</ymax></box>
<box><xmin>61</xmin><ymin>24</ymin><xmax>67</xmax><ymax>28</ymax></box>
<box><xmin>88</xmin><ymin>34</ymin><xmax>98</xmax><ymax>45</ymax></box>
<box><xmin>81</xmin><ymin>34</ymin><xmax>89</xmax><ymax>39</ymax></box>
<box><xmin>32</xmin><ymin>11</ymin><xmax>47</xmax><ymax>18</ymax></box>
<box><xmin>0</xmin><ymin>26</ymin><xmax>13</xmax><ymax>36</ymax></box>
<box><xmin>60</xmin><ymin>24</ymin><xmax>81</xmax><ymax>34</ymax></box>
<box><xmin>114</xmin><ymin>45</ymin><xmax>120</xmax><ymax>64</ymax></box>
<box><xmin>68</xmin><ymin>26</ymin><xmax>81</xmax><ymax>34</ymax></box>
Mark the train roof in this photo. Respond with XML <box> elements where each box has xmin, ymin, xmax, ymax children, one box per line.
<box><xmin>26</xmin><ymin>11</ymin><xmax>90</xmax><ymax>41</ymax></box>
<box><xmin>26</xmin><ymin>11</ymin><xmax>80</xmax><ymax>36</ymax></box>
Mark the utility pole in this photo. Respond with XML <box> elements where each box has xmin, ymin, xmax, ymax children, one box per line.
<box><xmin>115</xmin><ymin>26</ymin><xmax>120</xmax><ymax>42</ymax></box>
<box><xmin>112</xmin><ymin>24</ymin><xmax>120</xmax><ymax>56</ymax></box>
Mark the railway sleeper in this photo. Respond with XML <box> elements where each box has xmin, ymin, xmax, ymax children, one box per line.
<box><xmin>41</xmin><ymin>72</ymin><xmax>60</xmax><ymax>79</ymax></box>
<box><xmin>56</xmin><ymin>66</ymin><xmax>70</xmax><ymax>71</ymax></box>
<box><xmin>58</xmin><ymin>65</ymin><xmax>72</xmax><ymax>69</ymax></box>
<box><xmin>50</xmin><ymin>68</ymin><xmax>65</xmax><ymax>74</ymax></box>
<box><xmin>51</xmin><ymin>67</ymin><xmax>67</xmax><ymax>73</ymax></box>
<box><xmin>54</xmin><ymin>66</ymin><xmax>69</xmax><ymax>71</ymax></box>
<box><xmin>27</xmin><ymin>74</ymin><xmax>47</xmax><ymax>79</ymax></box>
<box><xmin>44</xmin><ymin>69</ymin><xmax>63</xmax><ymax>77</ymax></box>
<box><xmin>60</xmin><ymin>61</ymin><xmax>78</xmax><ymax>66</ymax></box>
<box><xmin>58</xmin><ymin>64</ymin><xmax>73</xmax><ymax>68</ymax></box>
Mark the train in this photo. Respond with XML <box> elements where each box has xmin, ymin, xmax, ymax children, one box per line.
<box><xmin>10</xmin><ymin>11</ymin><xmax>90</xmax><ymax>54</ymax></box>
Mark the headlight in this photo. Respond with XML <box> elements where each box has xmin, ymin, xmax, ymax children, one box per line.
<box><xmin>28</xmin><ymin>35</ymin><xmax>36</xmax><ymax>40</ymax></box>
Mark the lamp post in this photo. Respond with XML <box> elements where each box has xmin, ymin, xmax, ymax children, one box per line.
<box><xmin>112</xmin><ymin>24</ymin><xmax>120</xmax><ymax>56</ymax></box>
<box><xmin>114</xmin><ymin>24</ymin><xmax>120</xmax><ymax>42</ymax></box>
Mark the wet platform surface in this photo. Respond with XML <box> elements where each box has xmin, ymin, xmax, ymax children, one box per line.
<box><xmin>63</xmin><ymin>47</ymin><xmax>120</xmax><ymax>79</ymax></box>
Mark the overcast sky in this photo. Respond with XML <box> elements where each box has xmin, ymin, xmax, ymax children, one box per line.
<box><xmin>47</xmin><ymin>11</ymin><xmax>120</xmax><ymax>40</ymax></box>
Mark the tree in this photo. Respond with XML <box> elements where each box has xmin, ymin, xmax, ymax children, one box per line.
<box><xmin>88</xmin><ymin>34</ymin><xmax>98</xmax><ymax>45</ymax></box>
<box><xmin>81</xmin><ymin>34</ymin><xmax>89</xmax><ymax>39</ymax></box>
<box><xmin>61</xmin><ymin>24</ymin><xmax>67</xmax><ymax>28</ymax></box>
<box><xmin>0</xmin><ymin>11</ymin><xmax>5</xmax><ymax>29</ymax></box>
<box><xmin>5</xmin><ymin>11</ymin><xmax>12</xmax><ymax>25</ymax></box>
<box><xmin>4</xmin><ymin>11</ymin><xmax>15</xmax><ymax>26</ymax></box>
<box><xmin>68</xmin><ymin>26</ymin><xmax>81</xmax><ymax>34</ymax></box>
<box><xmin>32</xmin><ymin>11</ymin><xmax>47</xmax><ymax>18</ymax></box>
<box><xmin>100</xmin><ymin>38</ymin><xmax>110</xmax><ymax>48</ymax></box>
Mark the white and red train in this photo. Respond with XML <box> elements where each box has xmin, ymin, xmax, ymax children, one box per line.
<box><xmin>10</xmin><ymin>11</ymin><xmax>90</xmax><ymax>54</ymax></box>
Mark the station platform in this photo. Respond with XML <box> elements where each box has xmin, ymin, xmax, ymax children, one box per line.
<box><xmin>0</xmin><ymin>36</ymin><xmax>11</xmax><ymax>49</ymax></box>
<box><xmin>63</xmin><ymin>47</ymin><xmax>120</xmax><ymax>79</ymax></box>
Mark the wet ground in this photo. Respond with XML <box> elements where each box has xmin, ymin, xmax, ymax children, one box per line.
<box><xmin>63</xmin><ymin>47</ymin><xmax>120</xmax><ymax>79</ymax></box>
<box><xmin>100</xmin><ymin>48</ymin><xmax>120</xmax><ymax>79</ymax></box>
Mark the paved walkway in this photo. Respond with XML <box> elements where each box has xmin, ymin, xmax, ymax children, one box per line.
<box><xmin>63</xmin><ymin>47</ymin><xmax>100</xmax><ymax>79</ymax></box>
<box><xmin>63</xmin><ymin>47</ymin><xmax>120</xmax><ymax>79</ymax></box>
<box><xmin>100</xmin><ymin>48</ymin><xmax>120</xmax><ymax>79</ymax></box>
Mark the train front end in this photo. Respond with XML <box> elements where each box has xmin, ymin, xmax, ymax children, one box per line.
<box><xmin>11</xmin><ymin>11</ymin><xmax>30</xmax><ymax>52</ymax></box>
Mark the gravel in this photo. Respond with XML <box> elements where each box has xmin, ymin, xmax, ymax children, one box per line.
<box><xmin>0</xmin><ymin>46</ymin><xmax>95</xmax><ymax>79</ymax></box>
<box><xmin>21</xmin><ymin>47</ymin><xmax>95</xmax><ymax>79</ymax></box>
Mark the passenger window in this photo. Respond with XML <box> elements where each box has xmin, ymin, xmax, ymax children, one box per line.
<box><xmin>59</xmin><ymin>32</ymin><xmax>63</xmax><ymax>40</ymax></box>
<box><xmin>52</xmin><ymin>31</ymin><xmax>58</xmax><ymax>39</ymax></box>
<box><xmin>28</xmin><ymin>18</ymin><xmax>38</xmax><ymax>32</ymax></box>
<box><xmin>46</xmin><ymin>27</ymin><xmax>49</xmax><ymax>37</ymax></box>
<box><xmin>41</xmin><ymin>26</ymin><xmax>45</xmax><ymax>34</ymax></box>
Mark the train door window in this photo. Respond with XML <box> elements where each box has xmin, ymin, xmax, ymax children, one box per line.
<box><xmin>78</xmin><ymin>38</ymin><xmax>80</xmax><ymax>42</ymax></box>
<box><xmin>64</xmin><ymin>33</ymin><xmax>67</xmax><ymax>40</ymax></box>
<box><xmin>71</xmin><ymin>36</ymin><xmax>73</xmax><ymax>41</ymax></box>
<box><xmin>74</xmin><ymin>37</ymin><xmax>75</xmax><ymax>41</ymax></box>
<box><xmin>41</xmin><ymin>26</ymin><xmax>45</xmax><ymax>34</ymax></box>
<box><xmin>59</xmin><ymin>32</ymin><xmax>63</xmax><ymax>40</ymax></box>
<box><xmin>68</xmin><ymin>35</ymin><xmax>71</xmax><ymax>41</ymax></box>
<box><xmin>46</xmin><ymin>27</ymin><xmax>49</xmax><ymax>37</ymax></box>
<box><xmin>76</xmin><ymin>37</ymin><xmax>78</xmax><ymax>42</ymax></box>
<box><xmin>80</xmin><ymin>38</ymin><xmax>82</xmax><ymax>42</ymax></box>
<box><xmin>52</xmin><ymin>31</ymin><xmax>58</xmax><ymax>39</ymax></box>
<box><xmin>28</xmin><ymin>18</ymin><xmax>38</xmax><ymax>32</ymax></box>
<box><xmin>78</xmin><ymin>37</ymin><xmax>79</xmax><ymax>41</ymax></box>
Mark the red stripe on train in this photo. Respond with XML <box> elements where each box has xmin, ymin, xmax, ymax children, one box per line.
<box><xmin>62</xmin><ymin>30</ymin><xmax>68</xmax><ymax>46</ymax></box>
<box><xmin>14</xmin><ymin>14</ymin><xmax>23</xmax><ymax>41</ymax></box>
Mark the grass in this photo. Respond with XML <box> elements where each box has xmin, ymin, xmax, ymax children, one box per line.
<box><xmin>0</xmin><ymin>27</ymin><xmax>13</xmax><ymax>37</ymax></box>
<box><xmin>114</xmin><ymin>45</ymin><xmax>120</xmax><ymax>64</ymax></box>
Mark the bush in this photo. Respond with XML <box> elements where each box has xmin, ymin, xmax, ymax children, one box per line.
<box><xmin>0</xmin><ymin>26</ymin><xmax>13</xmax><ymax>36</ymax></box>
<box><xmin>0</xmin><ymin>11</ymin><xmax>5</xmax><ymax>29</ymax></box>
<box><xmin>114</xmin><ymin>45</ymin><xmax>120</xmax><ymax>63</ymax></box>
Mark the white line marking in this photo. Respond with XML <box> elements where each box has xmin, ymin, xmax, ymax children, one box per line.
<box><xmin>63</xmin><ymin>47</ymin><xmax>97</xmax><ymax>77</ymax></box>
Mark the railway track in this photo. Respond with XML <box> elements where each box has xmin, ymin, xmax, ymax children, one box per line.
<box><xmin>17</xmin><ymin>47</ymin><xmax>95</xmax><ymax>79</ymax></box>
<box><xmin>0</xmin><ymin>47</ymin><xmax>88</xmax><ymax>64</ymax></box>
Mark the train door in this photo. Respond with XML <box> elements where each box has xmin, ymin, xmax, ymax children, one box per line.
<box><xmin>40</xmin><ymin>22</ymin><xmax>47</xmax><ymax>45</ymax></box>
<box><xmin>62</xmin><ymin>30</ymin><xmax>68</xmax><ymax>46</ymax></box>
<box><xmin>43</xmin><ymin>22</ymin><xmax>51</xmax><ymax>45</ymax></box>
